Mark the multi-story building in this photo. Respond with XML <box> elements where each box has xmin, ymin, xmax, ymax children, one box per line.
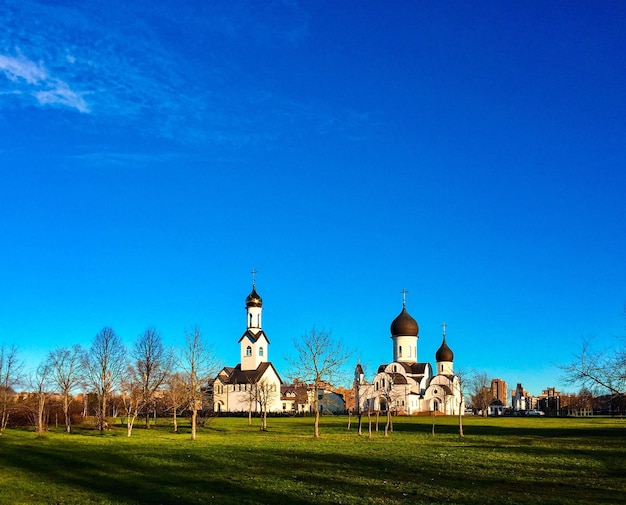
<box><xmin>491</xmin><ymin>378</ymin><xmax>508</xmax><ymax>407</ymax></box>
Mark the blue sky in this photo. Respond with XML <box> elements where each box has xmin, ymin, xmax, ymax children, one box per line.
<box><xmin>1</xmin><ymin>0</ymin><xmax>625</xmax><ymax>396</ymax></box>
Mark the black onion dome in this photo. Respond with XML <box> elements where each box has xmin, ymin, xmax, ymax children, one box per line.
<box><xmin>390</xmin><ymin>307</ymin><xmax>419</xmax><ymax>337</ymax></box>
<box><xmin>246</xmin><ymin>287</ymin><xmax>263</xmax><ymax>308</ymax></box>
<box><xmin>436</xmin><ymin>337</ymin><xmax>454</xmax><ymax>362</ymax></box>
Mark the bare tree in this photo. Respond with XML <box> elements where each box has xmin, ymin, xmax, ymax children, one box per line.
<box><xmin>560</xmin><ymin>337</ymin><xmax>625</xmax><ymax>401</ymax></box>
<box><xmin>82</xmin><ymin>327</ymin><xmax>128</xmax><ymax>431</ymax></box>
<box><xmin>470</xmin><ymin>372</ymin><xmax>492</xmax><ymax>417</ymax></box>
<box><xmin>132</xmin><ymin>328</ymin><xmax>170</xmax><ymax>428</ymax></box>
<box><xmin>286</xmin><ymin>328</ymin><xmax>352</xmax><ymax>438</ymax></box>
<box><xmin>454</xmin><ymin>370</ymin><xmax>469</xmax><ymax>438</ymax></box>
<box><xmin>256</xmin><ymin>378</ymin><xmax>279</xmax><ymax>431</ymax></box>
<box><xmin>377</xmin><ymin>372</ymin><xmax>401</xmax><ymax>437</ymax></box>
<box><xmin>47</xmin><ymin>345</ymin><xmax>82</xmax><ymax>433</ymax></box>
<box><xmin>0</xmin><ymin>345</ymin><xmax>21</xmax><ymax>434</ymax></box>
<box><xmin>120</xmin><ymin>365</ymin><xmax>142</xmax><ymax>437</ymax></box>
<box><xmin>179</xmin><ymin>326</ymin><xmax>219</xmax><ymax>441</ymax></box>
<box><xmin>30</xmin><ymin>362</ymin><xmax>50</xmax><ymax>436</ymax></box>
<box><xmin>164</xmin><ymin>372</ymin><xmax>187</xmax><ymax>433</ymax></box>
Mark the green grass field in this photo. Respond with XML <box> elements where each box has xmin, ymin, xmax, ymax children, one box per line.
<box><xmin>0</xmin><ymin>415</ymin><xmax>624</xmax><ymax>505</ymax></box>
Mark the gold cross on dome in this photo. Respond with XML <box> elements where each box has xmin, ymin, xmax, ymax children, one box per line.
<box><xmin>251</xmin><ymin>268</ymin><xmax>258</xmax><ymax>287</ymax></box>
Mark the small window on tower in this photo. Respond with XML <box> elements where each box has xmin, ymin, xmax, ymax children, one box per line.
<box><xmin>246</xmin><ymin>346</ymin><xmax>252</xmax><ymax>357</ymax></box>
<box><xmin>399</xmin><ymin>346</ymin><xmax>402</xmax><ymax>357</ymax></box>
<box><xmin>259</xmin><ymin>346</ymin><xmax>264</xmax><ymax>357</ymax></box>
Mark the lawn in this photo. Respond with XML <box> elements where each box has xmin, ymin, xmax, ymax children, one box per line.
<box><xmin>0</xmin><ymin>415</ymin><xmax>624</xmax><ymax>505</ymax></box>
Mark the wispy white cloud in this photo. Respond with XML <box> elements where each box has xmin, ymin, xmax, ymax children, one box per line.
<box><xmin>0</xmin><ymin>0</ymin><xmax>371</xmax><ymax>151</ymax></box>
<box><xmin>0</xmin><ymin>52</ymin><xmax>47</xmax><ymax>84</ymax></box>
<box><xmin>34</xmin><ymin>80</ymin><xmax>89</xmax><ymax>113</ymax></box>
<box><xmin>0</xmin><ymin>51</ymin><xmax>89</xmax><ymax>113</ymax></box>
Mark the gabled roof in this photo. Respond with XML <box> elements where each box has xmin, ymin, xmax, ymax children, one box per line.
<box><xmin>434</xmin><ymin>384</ymin><xmax>454</xmax><ymax>396</ymax></box>
<box><xmin>405</xmin><ymin>362</ymin><xmax>429</xmax><ymax>375</ymax></box>
<box><xmin>380</xmin><ymin>362</ymin><xmax>429</xmax><ymax>375</ymax></box>
<box><xmin>216</xmin><ymin>362</ymin><xmax>283</xmax><ymax>385</ymax></box>
<box><xmin>237</xmin><ymin>329</ymin><xmax>271</xmax><ymax>345</ymax></box>
<box><xmin>388</xmin><ymin>372</ymin><xmax>408</xmax><ymax>385</ymax></box>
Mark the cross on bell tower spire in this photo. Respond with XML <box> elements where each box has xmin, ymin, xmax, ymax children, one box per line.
<box><xmin>251</xmin><ymin>268</ymin><xmax>257</xmax><ymax>288</ymax></box>
<box><xmin>400</xmin><ymin>288</ymin><xmax>408</xmax><ymax>308</ymax></box>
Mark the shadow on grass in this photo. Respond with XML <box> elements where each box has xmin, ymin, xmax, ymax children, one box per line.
<box><xmin>1</xmin><ymin>419</ymin><xmax>625</xmax><ymax>505</ymax></box>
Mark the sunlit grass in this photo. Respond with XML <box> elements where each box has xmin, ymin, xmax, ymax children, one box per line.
<box><xmin>0</xmin><ymin>415</ymin><xmax>624</xmax><ymax>504</ymax></box>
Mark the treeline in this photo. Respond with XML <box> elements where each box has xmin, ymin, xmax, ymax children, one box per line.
<box><xmin>0</xmin><ymin>326</ymin><xmax>219</xmax><ymax>440</ymax></box>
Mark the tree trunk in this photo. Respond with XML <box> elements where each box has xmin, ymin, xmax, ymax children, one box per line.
<box><xmin>173</xmin><ymin>409</ymin><xmax>178</xmax><ymax>433</ymax></box>
<box><xmin>37</xmin><ymin>395</ymin><xmax>46</xmax><ymax>437</ymax></box>
<box><xmin>313</xmin><ymin>392</ymin><xmax>320</xmax><ymax>438</ymax></box>
<box><xmin>64</xmin><ymin>395</ymin><xmax>71</xmax><ymax>433</ymax></box>
<box><xmin>431</xmin><ymin>412</ymin><xmax>436</xmax><ymax>436</ymax></box>
<box><xmin>99</xmin><ymin>394</ymin><xmax>107</xmax><ymax>431</ymax></box>
<box><xmin>367</xmin><ymin>411</ymin><xmax>372</xmax><ymax>439</ymax></box>
<box><xmin>127</xmin><ymin>413</ymin><xmax>137</xmax><ymax>437</ymax></box>
<box><xmin>314</xmin><ymin>409</ymin><xmax>320</xmax><ymax>438</ymax></box>
<box><xmin>191</xmin><ymin>409</ymin><xmax>197</xmax><ymax>440</ymax></box>
<box><xmin>384</xmin><ymin>409</ymin><xmax>391</xmax><ymax>437</ymax></box>
<box><xmin>347</xmin><ymin>411</ymin><xmax>351</xmax><ymax>430</ymax></box>
<box><xmin>357</xmin><ymin>413</ymin><xmax>362</xmax><ymax>436</ymax></box>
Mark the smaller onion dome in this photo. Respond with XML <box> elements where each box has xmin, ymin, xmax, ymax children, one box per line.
<box><xmin>245</xmin><ymin>287</ymin><xmax>263</xmax><ymax>308</ymax></box>
<box><xmin>436</xmin><ymin>337</ymin><xmax>454</xmax><ymax>362</ymax></box>
<box><xmin>390</xmin><ymin>307</ymin><xmax>419</xmax><ymax>337</ymax></box>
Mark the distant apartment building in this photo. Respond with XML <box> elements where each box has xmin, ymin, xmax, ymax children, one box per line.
<box><xmin>491</xmin><ymin>378</ymin><xmax>508</xmax><ymax>407</ymax></box>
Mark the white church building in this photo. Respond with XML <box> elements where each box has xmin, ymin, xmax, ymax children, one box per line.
<box><xmin>355</xmin><ymin>295</ymin><xmax>464</xmax><ymax>416</ymax></box>
<box><xmin>213</xmin><ymin>280</ymin><xmax>284</xmax><ymax>413</ymax></box>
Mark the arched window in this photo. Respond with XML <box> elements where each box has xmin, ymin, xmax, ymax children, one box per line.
<box><xmin>398</xmin><ymin>346</ymin><xmax>402</xmax><ymax>357</ymax></box>
<box><xmin>259</xmin><ymin>346</ymin><xmax>264</xmax><ymax>357</ymax></box>
<box><xmin>246</xmin><ymin>346</ymin><xmax>252</xmax><ymax>357</ymax></box>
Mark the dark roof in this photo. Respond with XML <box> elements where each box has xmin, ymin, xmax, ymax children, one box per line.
<box><xmin>388</xmin><ymin>372</ymin><xmax>408</xmax><ymax>385</ymax></box>
<box><xmin>434</xmin><ymin>384</ymin><xmax>453</xmax><ymax>396</ymax></box>
<box><xmin>237</xmin><ymin>329</ymin><xmax>270</xmax><ymax>345</ymax></box>
<box><xmin>217</xmin><ymin>362</ymin><xmax>283</xmax><ymax>385</ymax></box>
<box><xmin>355</xmin><ymin>363</ymin><xmax>364</xmax><ymax>374</ymax></box>
<box><xmin>379</xmin><ymin>362</ymin><xmax>429</xmax><ymax>375</ymax></box>
<box><xmin>408</xmin><ymin>363</ymin><xmax>429</xmax><ymax>375</ymax></box>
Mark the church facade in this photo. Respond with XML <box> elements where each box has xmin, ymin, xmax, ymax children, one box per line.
<box><xmin>212</xmin><ymin>281</ymin><xmax>284</xmax><ymax>413</ymax></box>
<box><xmin>355</xmin><ymin>299</ymin><xmax>464</xmax><ymax>416</ymax></box>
